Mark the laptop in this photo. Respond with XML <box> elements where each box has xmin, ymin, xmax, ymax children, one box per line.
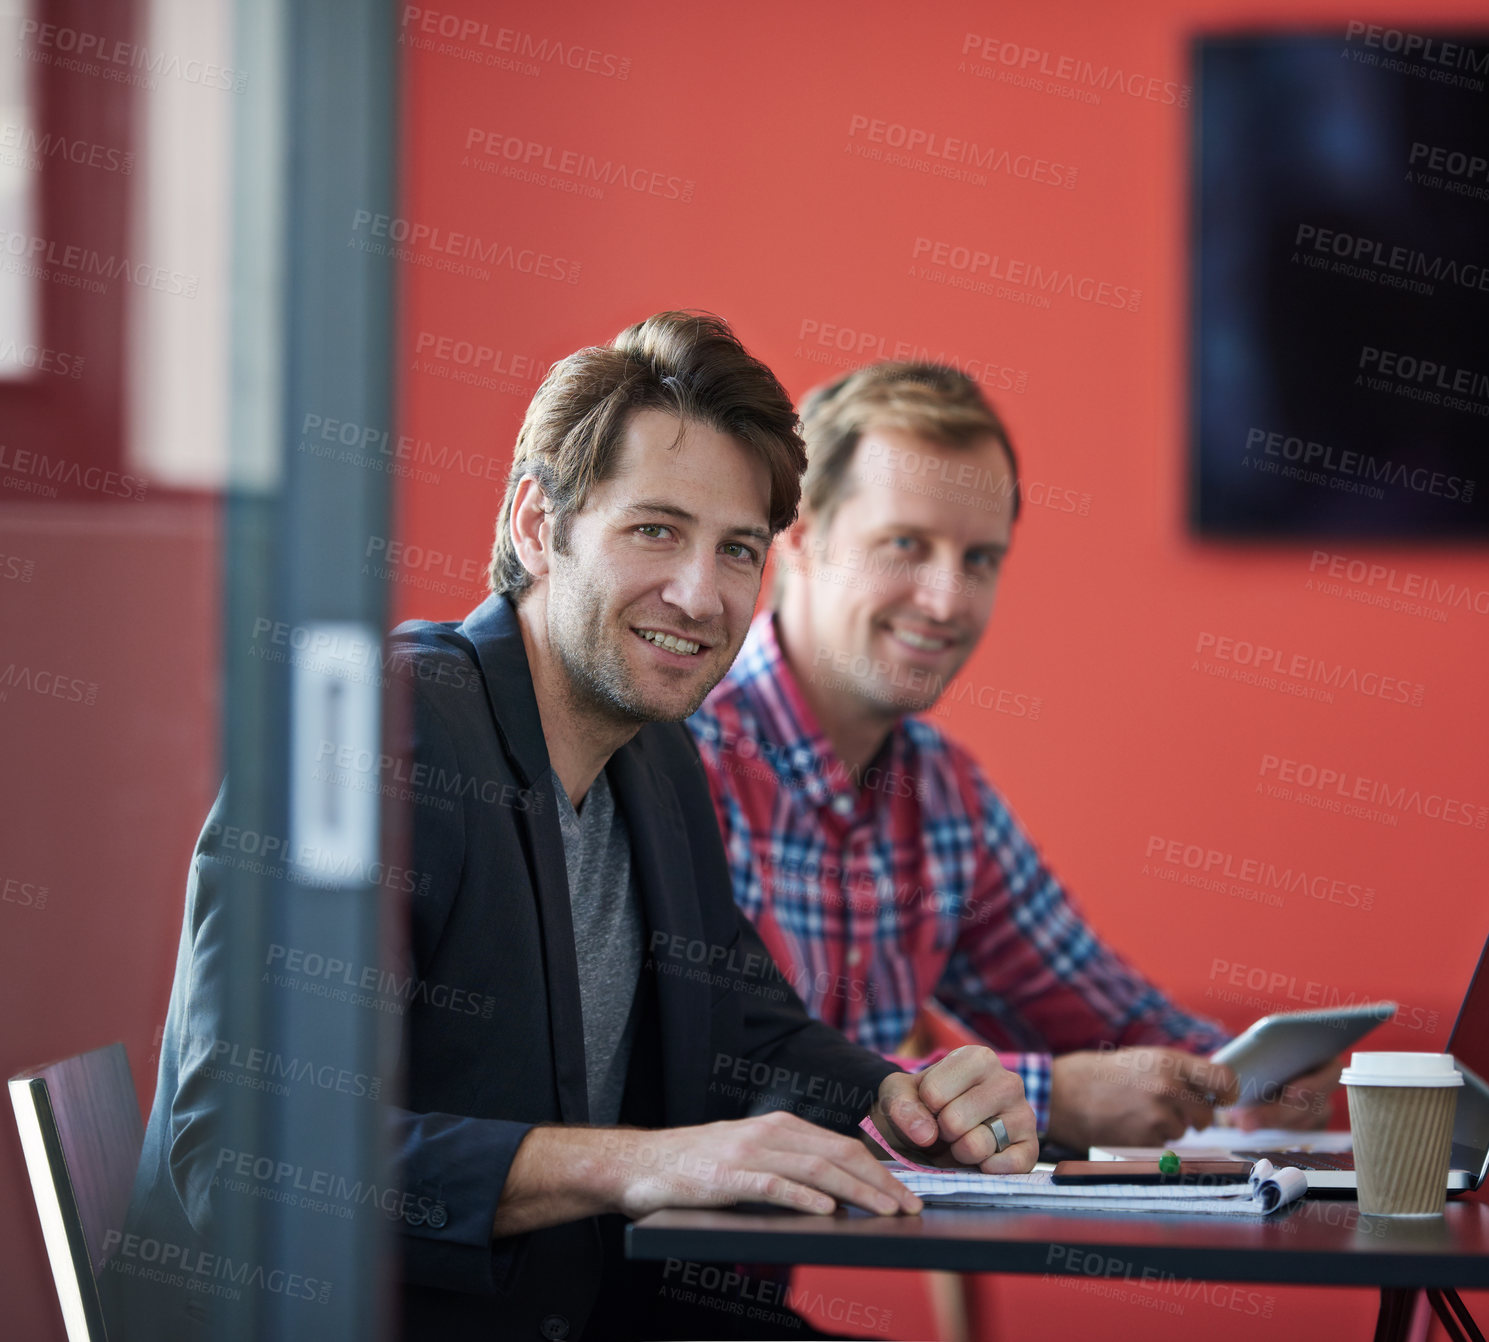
<box><xmin>1094</xmin><ymin>934</ymin><xmax>1489</xmax><ymax>1194</ymax></box>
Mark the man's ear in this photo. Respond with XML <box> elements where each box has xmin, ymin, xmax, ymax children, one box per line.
<box><xmin>775</xmin><ymin>511</ymin><xmax>817</xmax><ymax>577</ymax></box>
<box><xmin>509</xmin><ymin>475</ymin><xmax>553</xmax><ymax>582</ymax></box>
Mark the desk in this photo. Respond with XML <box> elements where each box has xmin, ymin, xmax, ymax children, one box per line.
<box><xmin>628</xmin><ymin>1199</ymin><xmax>1489</xmax><ymax>1340</ymax></box>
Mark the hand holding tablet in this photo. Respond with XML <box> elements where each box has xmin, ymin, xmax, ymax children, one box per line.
<box><xmin>1211</xmin><ymin>1002</ymin><xmax>1396</xmax><ymax>1112</ymax></box>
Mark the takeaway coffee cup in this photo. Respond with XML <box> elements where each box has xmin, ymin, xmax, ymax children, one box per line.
<box><xmin>1342</xmin><ymin>1052</ymin><xmax>1462</xmax><ymax>1215</ymax></box>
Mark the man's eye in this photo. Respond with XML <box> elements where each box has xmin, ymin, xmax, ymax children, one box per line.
<box><xmin>636</xmin><ymin>524</ymin><xmax>672</xmax><ymax>539</ymax></box>
<box><xmin>889</xmin><ymin>536</ymin><xmax>918</xmax><ymax>551</ymax></box>
<box><xmin>721</xmin><ymin>542</ymin><xmax>760</xmax><ymax>564</ymax></box>
<box><xmin>967</xmin><ymin>550</ymin><xmax>1003</xmax><ymax>570</ymax></box>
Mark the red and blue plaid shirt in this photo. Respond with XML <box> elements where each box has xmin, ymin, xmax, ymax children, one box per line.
<box><xmin>688</xmin><ymin>614</ymin><xmax>1228</xmax><ymax>1133</ymax></box>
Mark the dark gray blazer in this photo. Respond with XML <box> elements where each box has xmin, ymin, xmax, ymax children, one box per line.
<box><xmin>116</xmin><ymin>595</ymin><xmax>895</xmax><ymax>1342</ymax></box>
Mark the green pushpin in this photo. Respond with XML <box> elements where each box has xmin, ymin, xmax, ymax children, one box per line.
<box><xmin>1158</xmin><ymin>1149</ymin><xmax>1181</xmax><ymax>1176</ymax></box>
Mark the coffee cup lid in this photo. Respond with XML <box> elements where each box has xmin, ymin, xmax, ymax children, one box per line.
<box><xmin>1340</xmin><ymin>1051</ymin><xmax>1462</xmax><ymax>1088</ymax></box>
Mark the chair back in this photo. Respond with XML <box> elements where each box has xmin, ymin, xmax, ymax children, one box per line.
<box><xmin>9</xmin><ymin>1042</ymin><xmax>144</xmax><ymax>1342</ymax></box>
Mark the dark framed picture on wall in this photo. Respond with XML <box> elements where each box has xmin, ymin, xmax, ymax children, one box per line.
<box><xmin>1190</xmin><ymin>30</ymin><xmax>1489</xmax><ymax>539</ymax></box>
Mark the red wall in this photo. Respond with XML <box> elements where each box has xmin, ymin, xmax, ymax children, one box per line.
<box><xmin>393</xmin><ymin>0</ymin><xmax>1489</xmax><ymax>1337</ymax></box>
<box><xmin>0</xmin><ymin>500</ymin><xmax>220</xmax><ymax>1342</ymax></box>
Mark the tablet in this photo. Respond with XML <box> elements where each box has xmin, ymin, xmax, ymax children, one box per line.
<box><xmin>1210</xmin><ymin>1002</ymin><xmax>1397</xmax><ymax>1102</ymax></box>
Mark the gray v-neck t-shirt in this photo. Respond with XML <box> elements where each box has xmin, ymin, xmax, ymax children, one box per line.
<box><xmin>551</xmin><ymin>768</ymin><xmax>644</xmax><ymax>1126</ymax></box>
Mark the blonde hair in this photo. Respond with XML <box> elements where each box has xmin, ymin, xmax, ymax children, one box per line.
<box><xmin>798</xmin><ymin>362</ymin><xmax>1019</xmax><ymax>526</ymax></box>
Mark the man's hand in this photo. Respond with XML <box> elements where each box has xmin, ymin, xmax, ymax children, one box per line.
<box><xmin>608</xmin><ymin>1112</ymin><xmax>925</xmax><ymax>1219</ymax></box>
<box><xmin>1227</xmin><ymin>1058</ymin><xmax>1342</xmax><ymax>1132</ymax></box>
<box><xmin>491</xmin><ymin>1112</ymin><xmax>925</xmax><ymax>1236</ymax></box>
<box><xmin>1047</xmin><ymin>1048</ymin><xmax>1239</xmax><ymax>1150</ymax></box>
<box><xmin>870</xmin><ymin>1045</ymin><xmax>1038</xmax><ymax>1173</ymax></box>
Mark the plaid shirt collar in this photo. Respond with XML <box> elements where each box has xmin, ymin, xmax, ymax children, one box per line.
<box><xmin>717</xmin><ymin>613</ymin><xmax>909</xmax><ymax>817</ymax></box>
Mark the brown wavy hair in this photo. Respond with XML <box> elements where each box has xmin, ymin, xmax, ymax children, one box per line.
<box><xmin>489</xmin><ymin>310</ymin><xmax>806</xmax><ymax>599</ymax></box>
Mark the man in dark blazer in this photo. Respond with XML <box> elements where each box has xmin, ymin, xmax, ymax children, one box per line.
<box><xmin>118</xmin><ymin>312</ymin><xmax>1036</xmax><ymax>1342</ymax></box>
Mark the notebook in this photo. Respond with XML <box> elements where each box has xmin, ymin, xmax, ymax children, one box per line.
<box><xmin>884</xmin><ymin>1158</ymin><xmax>1308</xmax><ymax>1216</ymax></box>
<box><xmin>859</xmin><ymin>1117</ymin><xmax>1306</xmax><ymax>1215</ymax></box>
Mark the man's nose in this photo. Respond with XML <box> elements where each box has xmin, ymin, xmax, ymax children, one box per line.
<box><xmin>911</xmin><ymin>561</ymin><xmax>968</xmax><ymax>623</ymax></box>
<box><xmin>661</xmin><ymin>548</ymin><xmax>724</xmax><ymax>623</ymax></box>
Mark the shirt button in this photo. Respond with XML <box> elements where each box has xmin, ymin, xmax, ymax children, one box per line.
<box><xmin>541</xmin><ymin>1315</ymin><xmax>570</xmax><ymax>1341</ymax></box>
<box><xmin>426</xmin><ymin>1203</ymin><xmax>448</xmax><ymax>1229</ymax></box>
<box><xmin>831</xmin><ymin>794</ymin><xmax>853</xmax><ymax>816</ymax></box>
<box><xmin>403</xmin><ymin>1205</ymin><xmax>427</xmax><ymax>1227</ymax></box>
<box><xmin>846</xmin><ymin>948</ymin><xmax>862</xmax><ymax>967</ymax></box>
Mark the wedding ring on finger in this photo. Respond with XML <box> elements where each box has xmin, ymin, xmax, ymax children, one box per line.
<box><xmin>984</xmin><ymin>1116</ymin><xmax>1010</xmax><ymax>1154</ymax></box>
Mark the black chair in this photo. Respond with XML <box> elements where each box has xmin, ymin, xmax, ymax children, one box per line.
<box><xmin>9</xmin><ymin>1042</ymin><xmax>144</xmax><ymax>1342</ymax></box>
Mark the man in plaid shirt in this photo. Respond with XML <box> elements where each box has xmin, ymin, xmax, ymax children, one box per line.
<box><xmin>688</xmin><ymin>363</ymin><xmax>1339</xmax><ymax>1149</ymax></box>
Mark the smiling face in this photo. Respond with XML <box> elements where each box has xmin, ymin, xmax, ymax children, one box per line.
<box><xmin>780</xmin><ymin>425</ymin><xmax>1016</xmax><ymax>724</ymax></box>
<box><xmin>542</xmin><ymin>408</ymin><xmax>773</xmax><ymax>726</ymax></box>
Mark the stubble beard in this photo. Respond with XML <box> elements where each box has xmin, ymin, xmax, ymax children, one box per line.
<box><xmin>844</xmin><ymin>625</ymin><xmax>973</xmax><ymax>720</ymax></box>
<box><xmin>846</xmin><ymin>670</ymin><xmax>938</xmax><ymax>722</ymax></box>
<box><xmin>548</xmin><ymin>565</ymin><xmax>721</xmax><ymax>727</ymax></box>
